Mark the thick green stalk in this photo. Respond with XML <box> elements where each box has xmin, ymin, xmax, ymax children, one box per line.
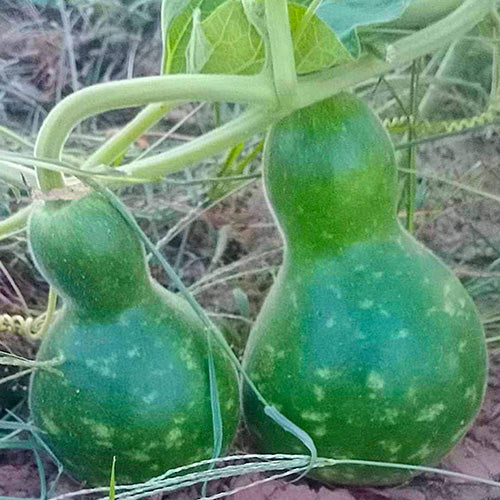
<box><xmin>265</xmin><ymin>0</ymin><xmax>298</xmax><ymax>108</ymax></box>
<box><xmin>119</xmin><ymin>107</ymin><xmax>276</xmax><ymax>178</ymax></box>
<box><xmin>386</xmin><ymin>0</ymin><xmax>493</xmax><ymax>62</ymax></box>
<box><xmin>33</xmin><ymin>0</ymin><xmax>491</xmax><ymax>189</ymax></box>
<box><xmin>82</xmin><ymin>102</ymin><xmax>178</xmax><ymax>169</ymax></box>
<box><xmin>35</xmin><ymin>74</ymin><xmax>275</xmax><ymax>190</ymax></box>
<box><xmin>386</xmin><ymin>0</ymin><xmax>464</xmax><ymax>28</ymax></box>
<box><xmin>0</xmin><ymin>205</ymin><xmax>32</xmax><ymax>241</ymax></box>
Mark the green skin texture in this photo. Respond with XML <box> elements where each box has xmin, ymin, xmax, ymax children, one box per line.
<box><xmin>242</xmin><ymin>93</ymin><xmax>488</xmax><ymax>486</ymax></box>
<box><xmin>28</xmin><ymin>193</ymin><xmax>239</xmax><ymax>486</ymax></box>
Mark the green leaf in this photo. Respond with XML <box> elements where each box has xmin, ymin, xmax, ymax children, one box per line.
<box><xmin>163</xmin><ymin>0</ymin><xmax>221</xmax><ymax>74</ymax></box>
<box><xmin>314</xmin><ymin>0</ymin><xmax>412</xmax><ymax>38</ymax></box>
<box><xmin>199</xmin><ymin>0</ymin><xmax>352</xmax><ymax>75</ymax></box>
<box><xmin>200</xmin><ymin>1</ymin><xmax>265</xmax><ymax>75</ymax></box>
<box><xmin>186</xmin><ymin>8</ymin><xmax>212</xmax><ymax>73</ymax></box>
<box><xmin>297</xmin><ymin>0</ymin><xmax>412</xmax><ymax>56</ymax></box>
<box><xmin>162</xmin><ymin>0</ymin><xmax>191</xmax><ymax>30</ymax></box>
<box><xmin>289</xmin><ymin>3</ymin><xmax>353</xmax><ymax>74</ymax></box>
<box><xmin>109</xmin><ymin>456</ymin><xmax>116</xmax><ymax>500</ymax></box>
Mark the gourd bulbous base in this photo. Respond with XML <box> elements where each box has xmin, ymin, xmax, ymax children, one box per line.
<box><xmin>242</xmin><ymin>93</ymin><xmax>487</xmax><ymax>486</ymax></box>
<box><xmin>27</xmin><ymin>192</ymin><xmax>239</xmax><ymax>485</ymax></box>
<box><xmin>30</xmin><ymin>283</ymin><xmax>239</xmax><ymax>486</ymax></box>
<box><xmin>242</xmin><ymin>228</ymin><xmax>487</xmax><ymax>485</ymax></box>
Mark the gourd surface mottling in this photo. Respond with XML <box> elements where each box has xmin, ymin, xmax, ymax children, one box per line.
<box><xmin>28</xmin><ymin>192</ymin><xmax>239</xmax><ymax>486</ymax></box>
<box><xmin>242</xmin><ymin>93</ymin><xmax>487</xmax><ymax>486</ymax></box>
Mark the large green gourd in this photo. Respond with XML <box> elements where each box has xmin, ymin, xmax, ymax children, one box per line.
<box><xmin>28</xmin><ymin>192</ymin><xmax>239</xmax><ymax>485</ymax></box>
<box><xmin>242</xmin><ymin>93</ymin><xmax>487</xmax><ymax>486</ymax></box>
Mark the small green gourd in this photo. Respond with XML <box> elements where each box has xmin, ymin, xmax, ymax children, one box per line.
<box><xmin>28</xmin><ymin>191</ymin><xmax>239</xmax><ymax>485</ymax></box>
<box><xmin>242</xmin><ymin>93</ymin><xmax>487</xmax><ymax>486</ymax></box>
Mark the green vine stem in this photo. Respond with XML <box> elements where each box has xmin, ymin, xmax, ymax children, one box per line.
<box><xmin>35</xmin><ymin>74</ymin><xmax>276</xmax><ymax>190</ymax></box>
<box><xmin>119</xmin><ymin>0</ymin><xmax>492</xmax><ymax>180</ymax></box>
<box><xmin>264</xmin><ymin>0</ymin><xmax>298</xmax><ymax>108</ymax></box>
<box><xmin>32</xmin><ymin>0</ymin><xmax>492</xmax><ymax>189</ymax></box>
<box><xmin>386</xmin><ymin>0</ymin><xmax>494</xmax><ymax>62</ymax></box>
<box><xmin>386</xmin><ymin>0</ymin><xmax>464</xmax><ymax>29</ymax></box>
<box><xmin>82</xmin><ymin>102</ymin><xmax>178</xmax><ymax>169</ymax></box>
<box><xmin>0</xmin><ymin>205</ymin><xmax>32</xmax><ymax>241</ymax></box>
<box><xmin>119</xmin><ymin>107</ymin><xmax>277</xmax><ymax>178</ymax></box>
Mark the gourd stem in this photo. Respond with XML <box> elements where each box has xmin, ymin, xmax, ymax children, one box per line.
<box><xmin>82</xmin><ymin>102</ymin><xmax>179</xmax><ymax>169</ymax></box>
<box><xmin>32</xmin><ymin>0</ymin><xmax>491</xmax><ymax>188</ymax></box>
<box><xmin>386</xmin><ymin>0</ymin><xmax>493</xmax><ymax>63</ymax></box>
<box><xmin>0</xmin><ymin>205</ymin><xmax>32</xmax><ymax>242</ymax></box>
<box><xmin>118</xmin><ymin>107</ymin><xmax>278</xmax><ymax>179</ymax></box>
<box><xmin>34</xmin><ymin>74</ymin><xmax>276</xmax><ymax>190</ymax></box>
<box><xmin>406</xmin><ymin>61</ymin><xmax>419</xmax><ymax>232</ymax></box>
<box><xmin>264</xmin><ymin>0</ymin><xmax>298</xmax><ymax>108</ymax></box>
<box><xmin>384</xmin><ymin>0</ymin><xmax>463</xmax><ymax>29</ymax></box>
<box><xmin>36</xmin><ymin>288</ymin><xmax>58</xmax><ymax>339</ymax></box>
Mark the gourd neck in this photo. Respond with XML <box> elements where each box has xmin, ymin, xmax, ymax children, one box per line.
<box><xmin>29</xmin><ymin>192</ymin><xmax>152</xmax><ymax>316</ymax></box>
<box><xmin>264</xmin><ymin>92</ymin><xmax>398</xmax><ymax>255</ymax></box>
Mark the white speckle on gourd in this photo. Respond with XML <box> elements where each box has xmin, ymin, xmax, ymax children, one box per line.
<box><xmin>125</xmin><ymin>450</ymin><xmax>151</xmax><ymax>463</ymax></box>
<box><xmin>166</xmin><ymin>428</ymin><xmax>184</xmax><ymax>449</ymax></box>
<box><xmin>152</xmin><ymin>369</ymin><xmax>168</xmax><ymax>377</ymax></box>
<box><xmin>85</xmin><ymin>359</ymin><xmax>97</xmax><ymax>368</ymax></box>
<box><xmin>366</xmin><ymin>371</ymin><xmax>385</xmax><ymax>391</ymax></box>
<box><xmin>409</xmin><ymin>442</ymin><xmax>433</xmax><ymax>460</ymax></box>
<box><xmin>142</xmin><ymin>391</ymin><xmax>159</xmax><ymax>405</ymax></box>
<box><xmin>379</xmin><ymin>440</ymin><xmax>402</xmax><ymax>455</ymax></box>
<box><xmin>464</xmin><ymin>386</ymin><xmax>477</xmax><ymax>402</ymax></box>
<box><xmin>459</xmin><ymin>340</ymin><xmax>467</xmax><ymax>353</ymax></box>
<box><xmin>127</xmin><ymin>347</ymin><xmax>141</xmax><ymax>358</ymax></box>
<box><xmin>395</xmin><ymin>328</ymin><xmax>409</xmax><ymax>339</ymax></box>
<box><xmin>327</xmin><ymin>285</ymin><xmax>342</xmax><ymax>299</ymax></box>
<box><xmin>355</xmin><ymin>328</ymin><xmax>367</xmax><ymax>340</ymax></box>
<box><xmin>359</xmin><ymin>299</ymin><xmax>374</xmax><ymax>310</ymax></box>
<box><xmin>314</xmin><ymin>426</ymin><xmax>327</xmax><ymax>437</ymax></box>
<box><xmin>443</xmin><ymin>302</ymin><xmax>458</xmax><ymax>317</ymax></box>
<box><xmin>96</xmin><ymin>439</ymin><xmax>113</xmax><ymax>449</ymax></box>
<box><xmin>179</xmin><ymin>349</ymin><xmax>198</xmax><ymax>371</ymax></box>
<box><xmin>301</xmin><ymin>410</ymin><xmax>331</xmax><ymax>422</ymax></box>
<box><xmin>291</xmin><ymin>292</ymin><xmax>299</xmax><ymax>309</ymax></box>
<box><xmin>42</xmin><ymin>413</ymin><xmax>61</xmax><ymax>435</ymax></box>
<box><xmin>315</xmin><ymin>368</ymin><xmax>332</xmax><ymax>380</ymax></box>
<box><xmin>326</xmin><ymin>317</ymin><xmax>334</xmax><ymax>328</ymax></box>
<box><xmin>379</xmin><ymin>309</ymin><xmax>390</xmax><ymax>317</ymax></box>
<box><xmin>322</xmin><ymin>230</ymin><xmax>334</xmax><ymax>240</ymax></box>
<box><xmin>264</xmin><ymin>344</ymin><xmax>275</xmax><ymax>355</ymax></box>
<box><xmin>313</xmin><ymin>385</ymin><xmax>325</xmax><ymax>402</ymax></box>
<box><xmin>82</xmin><ymin>418</ymin><xmax>114</xmax><ymax>440</ymax></box>
<box><xmin>380</xmin><ymin>408</ymin><xmax>399</xmax><ymax>424</ymax></box>
<box><xmin>426</xmin><ymin>306</ymin><xmax>439</xmax><ymax>317</ymax></box>
<box><xmin>415</xmin><ymin>403</ymin><xmax>446</xmax><ymax>422</ymax></box>
<box><xmin>373</xmin><ymin>271</ymin><xmax>384</xmax><ymax>279</ymax></box>
<box><xmin>354</xmin><ymin>265</ymin><xmax>366</xmax><ymax>272</ymax></box>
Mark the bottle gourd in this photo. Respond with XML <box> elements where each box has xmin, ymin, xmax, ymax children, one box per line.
<box><xmin>242</xmin><ymin>93</ymin><xmax>487</xmax><ymax>485</ymax></box>
<box><xmin>28</xmin><ymin>192</ymin><xmax>239</xmax><ymax>485</ymax></box>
